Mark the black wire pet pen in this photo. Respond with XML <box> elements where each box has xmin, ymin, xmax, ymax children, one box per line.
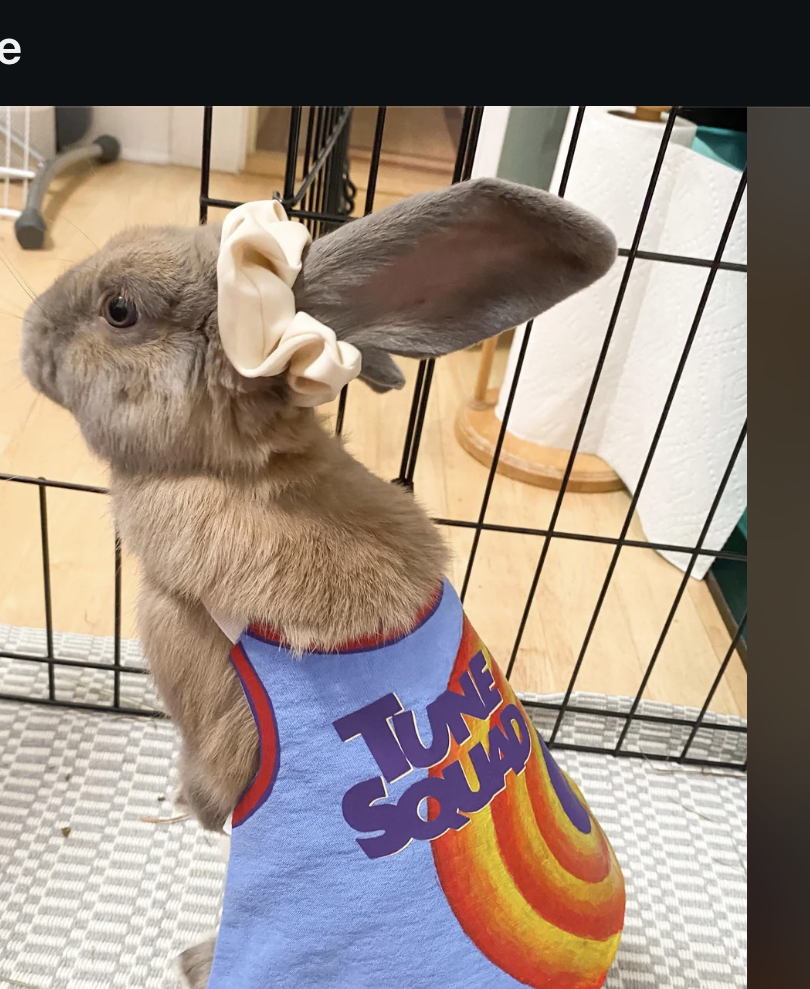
<box><xmin>0</xmin><ymin>106</ymin><xmax>747</xmax><ymax>773</ymax></box>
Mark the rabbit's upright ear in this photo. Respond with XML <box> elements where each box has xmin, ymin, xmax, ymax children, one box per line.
<box><xmin>293</xmin><ymin>178</ymin><xmax>616</xmax><ymax>391</ymax></box>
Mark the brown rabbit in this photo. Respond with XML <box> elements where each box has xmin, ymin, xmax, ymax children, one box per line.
<box><xmin>21</xmin><ymin>179</ymin><xmax>622</xmax><ymax>989</ymax></box>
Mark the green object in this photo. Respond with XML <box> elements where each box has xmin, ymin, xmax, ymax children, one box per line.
<box><xmin>691</xmin><ymin>126</ymin><xmax>747</xmax><ymax>172</ymax></box>
<box><xmin>496</xmin><ymin>107</ymin><xmax>571</xmax><ymax>190</ymax></box>
<box><xmin>711</xmin><ymin>509</ymin><xmax>747</xmax><ymax>643</ymax></box>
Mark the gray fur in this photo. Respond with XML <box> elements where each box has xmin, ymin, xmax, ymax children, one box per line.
<box><xmin>20</xmin><ymin>223</ymin><xmax>301</xmax><ymax>477</ymax></box>
<box><xmin>352</xmin><ymin>347</ymin><xmax>406</xmax><ymax>391</ymax></box>
<box><xmin>176</xmin><ymin>937</ymin><xmax>217</xmax><ymax>988</ymax></box>
<box><xmin>294</xmin><ymin>177</ymin><xmax>617</xmax><ymax>382</ymax></box>
<box><xmin>19</xmin><ymin>178</ymin><xmax>618</xmax><ymax>989</ymax></box>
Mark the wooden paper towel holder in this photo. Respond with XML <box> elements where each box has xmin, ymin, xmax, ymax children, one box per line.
<box><xmin>610</xmin><ymin>106</ymin><xmax>674</xmax><ymax>124</ymax></box>
<box><xmin>631</xmin><ymin>106</ymin><xmax>672</xmax><ymax>122</ymax></box>
<box><xmin>454</xmin><ymin>334</ymin><xmax>625</xmax><ymax>493</ymax></box>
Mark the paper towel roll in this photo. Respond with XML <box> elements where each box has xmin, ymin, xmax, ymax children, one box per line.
<box><xmin>495</xmin><ymin>108</ymin><xmax>747</xmax><ymax>578</ymax></box>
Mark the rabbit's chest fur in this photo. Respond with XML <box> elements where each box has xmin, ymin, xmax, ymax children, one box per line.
<box><xmin>110</xmin><ymin>429</ymin><xmax>446</xmax><ymax>653</ymax></box>
<box><xmin>109</xmin><ymin>426</ymin><xmax>447</xmax><ymax>832</ymax></box>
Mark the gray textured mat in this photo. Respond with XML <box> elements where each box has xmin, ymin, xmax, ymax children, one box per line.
<box><xmin>1</xmin><ymin>627</ymin><xmax>747</xmax><ymax>988</ymax></box>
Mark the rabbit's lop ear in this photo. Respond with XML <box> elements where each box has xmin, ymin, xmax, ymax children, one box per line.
<box><xmin>293</xmin><ymin>178</ymin><xmax>616</xmax><ymax>389</ymax></box>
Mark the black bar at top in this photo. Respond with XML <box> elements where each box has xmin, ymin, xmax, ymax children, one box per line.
<box><xmin>199</xmin><ymin>106</ymin><xmax>213</xmax><ymax>225</ymax></box>
<box><xmin>550</xmin><ymin>168</ymin><xmax>748</xmax><ymax>746</ymax></box>
<box><xmin>38</xmin><ymin>484</ymin><xmax>55</xmax><ymax>701</ymax></box>
<box><xmin>505</xmin><ymin>107</ymin><xmax>681</xmax><ymax>682</ymax></box>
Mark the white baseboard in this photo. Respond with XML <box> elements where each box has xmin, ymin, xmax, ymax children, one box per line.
<box><xmin>118</xmin><ymin>147</ymin><xmax>171</xmax><ymax>166</ymax></box>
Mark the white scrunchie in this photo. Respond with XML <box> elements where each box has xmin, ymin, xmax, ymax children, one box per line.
<box><xmin>217</xmin><ymin>199</ymin><xmax>361</xmax><ymax>407</ymax></box>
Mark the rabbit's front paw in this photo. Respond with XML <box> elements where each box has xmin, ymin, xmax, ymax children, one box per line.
<box><xmin>175</xmin><ymin>936</ymin><xmax>217</xmax><ymax>988</ymax></box>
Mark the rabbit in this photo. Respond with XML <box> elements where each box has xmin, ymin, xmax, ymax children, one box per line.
<box><xmin>20</xmin><ymin>178</ymin><xmax>624</xmax><ymax>989</ymax></box>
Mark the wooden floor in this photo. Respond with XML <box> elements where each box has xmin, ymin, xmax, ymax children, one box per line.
<box><xmin>0</xmin><ymin>159</ymin><xmax>746</xmax><ymax>718</ymax></box>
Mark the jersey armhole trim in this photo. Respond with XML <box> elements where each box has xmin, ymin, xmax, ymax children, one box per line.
<box><xmin>229</xmin><ymin>642</ymin><xmax>281</xmax><ymax>828</ymax></box>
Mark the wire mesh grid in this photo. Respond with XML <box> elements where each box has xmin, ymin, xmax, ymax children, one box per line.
<box><xmin>0</xmin><ymin>106</ymin><xmax>37</xmax><ymax>220</ymax></box>
<box><xmin>0</xmin><ymin>106</ymin><xmax>747</xmax><ymax>770</ymax></box>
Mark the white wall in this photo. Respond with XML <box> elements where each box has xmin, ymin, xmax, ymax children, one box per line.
<box><xmin>471</xmin><ymin>106</ymin><xmax>511</xmax><ymax>179</ymax></box>
<box><xmin>89</xmin><ymin>106</ymin><xmax>171</xmax><ymax>164</ymax></box>
<box><xmin>169</xmin><ymin>106</ymin><xmax>248</xmax><ymax>173</ymax></box>
<box><xmin>89</xmin><ymin>106</ymin><xmax>248</xmax><ymax>172</ymax></box>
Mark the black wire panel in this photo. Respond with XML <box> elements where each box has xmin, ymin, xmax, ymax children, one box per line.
<box><xmin>0</xmin><ymin>474</ymin><xmax>152</xmax><ymax>717</ymax></box>
<box><xmin>547</xmin><ymin>167</ymin><xmax>749</xmax><ymax>749</ymax></box>
<box><xmin>199</xmin><ymin>106</ymin><xmax>354</xmax><ymax>231</ymax></box>
<box><xmin>390</xmin><ymin>105</ymin><xmax>746</xmax><ymax>769</ymax></box>
<box><xmin>0</xmin><ymin>108</ymin><xmax>747</xmax><ymax>770</ymax></box>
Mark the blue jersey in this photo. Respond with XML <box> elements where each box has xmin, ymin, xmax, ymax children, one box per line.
<box><xmin>207</xmin><ymin>579</ymin><xmax>624</xmax><ymax>989</ymax></box>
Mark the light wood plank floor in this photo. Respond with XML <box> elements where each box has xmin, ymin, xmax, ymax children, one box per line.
<box><xmin>0</xmin><ymin>160</ymin><xmax>746</xmax><ymax>717</ymax></box>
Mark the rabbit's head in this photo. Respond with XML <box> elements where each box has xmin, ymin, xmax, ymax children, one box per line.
<box><xmin>21</xmin><ymin>178</ymin><xmax>616</xmax><ymax>475</ymax></box>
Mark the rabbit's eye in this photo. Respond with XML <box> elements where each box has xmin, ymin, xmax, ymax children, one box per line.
<box><xmin>105</xmin><ymin>296</ymin><xmax>138</xmax><ymax>328</ymax></box>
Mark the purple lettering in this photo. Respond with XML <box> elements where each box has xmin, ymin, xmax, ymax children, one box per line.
<box><xmin>441</xmin><ymin>757</ymin><xmax>498</xmax><ymax>814</ymax></box>
<box><xmin>333</xmin><ymin>694</ymin><xmax>411</xmax><ymax>782</ymax></box>
<box><xmin>498</xmin><ymin>703</ymin><xmax>532</xmax><ymax>774</ymax></box>
<box><xmin>487</xmin><ymin>722</ymin><xmax>513</xmax><ymax>774</ymax></box>
<box><xmin>392</xmin><ymin>710</ymin><xmax>451</xmax><ymax>769</ymax></box>
<box><xmin>432</xmin><ymin>669</ymin><xmax>491</xmax><ymax>744</ymax></box>
<box><xmin>459</xmin><ymin>711</ymin><xmax>531</xmax><ymax>812</ymax></box>
<box><xmin>336</xmin><ymin>665</ymin><xmax>533</xmax><ymax>860</ymax></box>
<box><xmin>468</xmin><ymin>736</ymin><xmax>509</xmax><ymax>804</ymax></box>
<box><xmin>396</xmin><ymin>776</ymin><xmax>468</xmax><ymax>842</ymax></box>
<box><xmin>342</xmin><ymin>777</ymin><xmax>412</xmax><ymax>859</ymax></box>
<box><xmin>468</xmin><ymin>651</ymin><xmax>501</xmax><ymax>716</ymax></box>
<box><xmin>393</xmin><ymin>669</ymin><xmax>489</xmax><ymax>768</ymax></box>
